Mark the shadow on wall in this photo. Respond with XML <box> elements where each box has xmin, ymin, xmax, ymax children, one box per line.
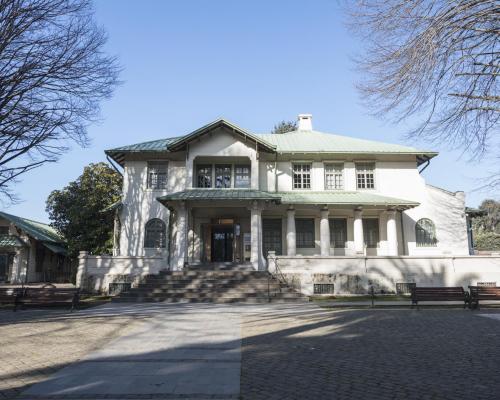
<box><xmin>281</xmin><ymin>256</ymin><xmax>482</xmax><ymax>295</ymax></box>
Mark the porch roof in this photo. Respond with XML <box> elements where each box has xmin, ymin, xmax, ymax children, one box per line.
<box><xmin>0</xmin><ymin>234</ymin><xmax>26</xmax><ymax>247</ymax></box>
<box><xmin>157</xmin><ymin>189</ymin><xmax>418</xmax><ymax>209</ymax></box>
<box><xmin>157</xmin><ymin>189</ymin><xmax>281</xmax><ymax>202</ymax></box>
<box><xmin>277</xmin><ymin>191</ymin><xmax>419</xmax><ymax>209</ymax></box>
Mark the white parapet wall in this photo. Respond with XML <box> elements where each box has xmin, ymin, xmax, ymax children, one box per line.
<box><xmin>77</xmin><ymin>251</ymin><xmax>165</xmax><ymax>294</ymax></box>
<box><xmin>267</xmin><ymin>254</ymin><xmax>500</xmax><ymax>296</ymax></box>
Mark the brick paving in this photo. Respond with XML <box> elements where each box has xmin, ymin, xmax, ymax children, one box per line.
<box><xmin>3</xmin><ymin>304</ymin><xmax>500</xmax><ymax>400</ymax></box>
<box><xmin>0</xmin><ymin>307</ymin><xmax>136</xmax><ymax>399</ymax></box>
<box><xmin>240</xmin><ymin>305</ymin><xmax>500</xmax><ymax>400</ymax></box>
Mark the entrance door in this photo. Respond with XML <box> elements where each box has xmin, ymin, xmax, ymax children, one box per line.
<box><xmin>263</xmin><ymin>219</ymin><xmax>282</xmax><ymax>257</ymax></box>
<box><xmin>211</xmin><ymin>225</ymin><xmax>234</xmax><ymax>262</ymax></box>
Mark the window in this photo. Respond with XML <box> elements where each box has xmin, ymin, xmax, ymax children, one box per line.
<box><xmin>196</xmin><ymin>165</ymin><xmax>212</xmax><ymax>188</ymax></box>
<box><xmin>0</xmin><ymin>226</ymin><xmax>9</xmax><ymax>235</ymax></box>
<box><xmin>144</xmin><ymin>219</ymin><xmax>166</xmax><ymax>248</ymax></box>
<box><xmin>356</xmin><ymin>163</ymin><xmax>375</xmax><ymax>189</ymax></box>
<box><xmin>215</xmin><ymin>164</ymin><xmax>232</xmax><ymax>188</ymax></box>
<box><xmin>325</xmin><ymin>164</ymin><xmax>343</xmax><ymax>190</ymax></box>
<box><xmin>263</xmin><ymin>219</ymin><xmax>282</xmax><ymax>256</ymax></box>
<box><xmin>415</xmin><ymin>218</ymin><xmax>437</xmax><ymax>247</ymax></box>
<box><xmin>293</xmin><ymin>163</ymin><xmax>311</xmax><ymax>189</ymax></box>
<box><xmin>296</xmin><ymin>218</ymin><xmax>315</xmax><ymax>248</ymax></box>
<box><xmin>329</xmin><ymin>218</ymin><xmax>347</xmax><ymax>248</ymax></box>
<box><xmin>363</xmin><ymin>218</ymin><xmax>379</xmax><ymax>248</ymax></box>
<box><xmin>235</xmin><ymin>165</ymin><xmax>251</xmax><ymax>188</ymax></box>
<box><xmin>314</xmin><ymin>283</ymin><xmax>334</xmax><ymax>294</ymax></box>
<box><xmin>147</xmin><ymin>162</ymin><xmax>168</xmax><ymax>189</ymax></box>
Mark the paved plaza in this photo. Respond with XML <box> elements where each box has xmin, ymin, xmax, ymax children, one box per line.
<box><xmin>1</xmin><ymin>303</ymin><xmax>500</xmax><ymax>399</ymax></box>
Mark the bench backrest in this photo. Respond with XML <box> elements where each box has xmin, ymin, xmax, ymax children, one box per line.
<box><xmin>411</xmin><ymin>287</ymin><xmax>465</xmax><ymax>300</ymax></box>
<box><xmin>0</xmin><ymin>288</ymin><xmax>23</xmax><ymax>297</ymax></box>
<box><xmin>469</xmin><ymin>286</ymin><xmax>500</xmax><ymax>297</ymax></box>
<box><xmin>24</xmin><ymin>288</ymin><xmax>78</xmax><ymax>299</ymax></box>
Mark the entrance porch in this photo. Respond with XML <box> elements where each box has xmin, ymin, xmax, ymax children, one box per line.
<box><xmin>158</xmin><ymin>190</ymin><xmax>419</xmax><ymax>271</ymax></box>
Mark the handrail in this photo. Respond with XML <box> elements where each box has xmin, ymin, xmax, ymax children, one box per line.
<box><xmin>267</xmin><ymin>254</ymin><xmax>288</xmax><ymax>301</ymax></box>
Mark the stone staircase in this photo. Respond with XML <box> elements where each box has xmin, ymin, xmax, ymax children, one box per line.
<box><xmin>112</xmin><ymin>266</ymin><xmax>306</xmax><ymax>303</ymax></box>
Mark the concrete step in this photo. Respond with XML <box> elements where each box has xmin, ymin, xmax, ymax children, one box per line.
<box><xmin>112</xmin><ymin>270</ymin><xmax>306</xmax><ymax>304</ymax></box>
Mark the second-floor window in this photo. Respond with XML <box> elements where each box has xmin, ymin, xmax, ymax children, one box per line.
<box><xmin>235</xmin><ymin>165</ymin><xmax>251</xmax><ymax>188</ymax></box>
<box><xmin>356</xmin><ymin>163</ymin><xmax>375</xmax><ymax>189</ymax></box>
<box><xmin>293</xmin><ymin>163</ymin><xmax>311</xmax><ymax>189</ymax></box>
<box><xmin>197</xmin><ymin>165</ymin><xmax>212</xmax><ymax>188</ymax></box>
<box><xmin>215</xmin><ymin>165</ymin><xmax>232</xmax><ymax>188</ymax></box>
<box><xmin>325</xmin><ymin>164</ymin><xmax>343</xmax><ymax>190</ymax></box>
<box><xmin>147</xmin><ymin>162</ymin><xmax>168</xmax><ymax>189</ymax></box>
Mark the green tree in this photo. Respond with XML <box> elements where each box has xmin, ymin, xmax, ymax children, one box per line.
<box><xmin>46</xmin><ymin>162</ymin><xmax>122</xmax><ymax>258</ymax></box>
<box><xmin>472</xmin><ymin>199</ymin><xmax>500</xmax><ymax>251</ymax></box>
<box><xmin>272</xmin><ymin>120</ymin><xmax>297</xmax><ymax>134</ymax></box>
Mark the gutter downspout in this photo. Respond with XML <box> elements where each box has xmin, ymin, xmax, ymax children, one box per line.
<box><xmin>399</xmin><ymin>210</ymin><xmax>406</xmax><ymax>255</ymax></box>
<box><xmin>274</xmin><ymin>153</ymin><xmax>278</xmax><ymax>192</ymax></box>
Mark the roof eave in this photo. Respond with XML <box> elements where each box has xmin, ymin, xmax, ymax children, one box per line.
<box><xmin>167</xmin><ymin>119</ymin><xmax>276</xmax><ymax>153</ymax></box>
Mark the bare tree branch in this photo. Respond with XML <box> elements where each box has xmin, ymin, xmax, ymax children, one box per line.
<box><xmin>0</xmin><ymin>0</ymin><xmax>120</xmax><ymax>202</ymax></box>
<box><xmin>348</xmin><ymin>0</ymin><xmax>499</xmax><ymax>191</ymax></box>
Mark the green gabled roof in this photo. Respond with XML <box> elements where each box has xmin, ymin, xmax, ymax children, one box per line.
<box><xmin>157</xmin><ymin>189</ymin><xmax>281</xmax><ymax>202</ymax></box>
<box><xmin>0</xmin><ymin>211</ymin><xmax>65</xmax><ymax>244</ymax></box>
<box><xmin>0</xmin><ymin>234</ymin><xmax>26</xmax><ymax>247</ymax></box>
<box><xmin>259</xmin><ymin>130</ymin><xmax>437</xmax><ymax>157</ymax></box>
<box><xmin>105</xmin><ymin>118</ymin><xmax>438</xmax><ymax>166</ymax></box>
<box><xmin>167</xmin><ymin>118</ymin><xmax>276</xmax><ymax>152</ymax></box>
<box><xmin>277</xmin><ymin>191</ymin><xmax>419</xmax><ymax>209</ymax></box>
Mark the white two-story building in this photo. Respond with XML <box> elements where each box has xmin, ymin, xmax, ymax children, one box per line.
<box><xmin>79</xmin><ymin>115</ymin><xmax>498</xmax><ymax>295</ymax></box>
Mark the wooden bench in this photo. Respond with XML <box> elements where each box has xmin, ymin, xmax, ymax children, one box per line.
<box><xmin>17</xmin><ymin>286</ymin><xmax>80</xmax><ymax>311</ymax></box>
<box><xmin>411</xmin><ymin>286</ymin><xmax>469</xmax><ymax>308</ymax></box>
<box><xmin>0</xmin><ymin>288</ymin><xmax>23</xmax><ymax>310</ymax></box>
<box><xmin>469</xmin><ymin>286</ymin><xmax>500</xmax><ymax>309</ymax></box>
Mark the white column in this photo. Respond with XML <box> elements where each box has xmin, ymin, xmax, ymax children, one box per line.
<box><xmin>386</xmin><ymin>210</ymin><xmax>398</xmax><ymax>256</ymax></box>
<box><xmin>320</xmin><ymin>208</ymin><xmax>330</xmax><ymax>256</ymax></box>
<box><xmin>76</xmin><ymin>251</ymin><xmax>88</xmax><ymax>288</ymax></box>
<box><xmin>251</xmin><ymin>156</ymin><xmax>259</xmax><ymax>189</ymax></box>
<box><xmin>250</xmin><ymin>201</ymin><xmax>262</xmax><ymax>270</ymax></box>
<box><xmin>186</xmin><ymin>155</ymin><xmax>193</xmax><ymax>189</ymax></box>
<box><xmin>173</xmin><ymin>203</ymin><xmax>187</xmax><ymax>270</ymax></box>
<box><xmin>353</xmin><ymin>209</ymin><xmax>364</xmax><ymax>254</ymax></box>
<box><xmin>286</xmin><ymin>208</ymin><xmax>296</xmax><ymax>256</ymax></box>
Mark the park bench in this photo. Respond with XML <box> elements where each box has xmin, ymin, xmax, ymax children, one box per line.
<box><xmin>468</xmin><ymin>286</ymin><xmax>500</xmax><ymax>309</ymax></box>
<box><xmin>0</xmin><ymin>288</ymin><xmax>23</xmax><ymax>310</ymax></box>
<box><xmin>411</xmin><ymin>286</ymin><xmax>469</xmax><ymax>309</ymax></box>
<box><xmin>17</xmin><ymin>285</ymin><xmax>80</xmax><ymax>311</ymax></box>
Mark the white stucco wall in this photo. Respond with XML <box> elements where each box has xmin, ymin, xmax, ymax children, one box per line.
<box><xmin>270</xmin><ymin>255</ymin><xmax>500</xmax><ymax>296</ymax></box>
<box><xmin>77</xmin><ymin>253</ymin><xmax>164</xmax><ymax>293</ymax></box>
<box><xmin>117</xmin><ymin>129</ymin><xmax>468</xmax><ymax>260</ymax></box>
<box><xmin>119</xmin><ymin>159</ymin><xmax>186</xmax><ymax>257</ymax></box>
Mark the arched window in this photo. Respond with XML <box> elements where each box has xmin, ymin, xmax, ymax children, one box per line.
<box><xmin>144</xmin><ymin>219</ymin><xmax>166</xmax><ymax>248</ymax></box>
<box><xmin>415</xmin><ymin>218</ymin><xmax>437</xmax><ymax>247</ymax></box>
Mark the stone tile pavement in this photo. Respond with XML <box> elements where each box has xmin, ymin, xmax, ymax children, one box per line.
<box><xmin>14</xmin><ymin>304</ymin><xmax>242</xmax><ymax>400</ymax></box>
<box><xmin>0</xmin><ymin>306</ymin><xmax>136</xmax><ymax>399</ymax></box>
<box><xmin>240</xmin><ymin>305</ymin><xmax>500</xmax><ymax>400</ymax></box>
<box><xmin>3</xmin><ymin>303</ymin><xmax>500</xmax><ymax>399</ymax></box>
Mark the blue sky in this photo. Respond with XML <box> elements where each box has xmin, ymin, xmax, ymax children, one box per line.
<box><xmin>5</xmin><ymin>0</ymin><xmax>498</xmax><ymax>222</ymax></box>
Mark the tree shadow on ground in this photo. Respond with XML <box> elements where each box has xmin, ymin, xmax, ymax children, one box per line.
<box><xmin>2</xmin><ymin>303</ymin><xmax>500</xmax><ymax>400</ymax></box>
